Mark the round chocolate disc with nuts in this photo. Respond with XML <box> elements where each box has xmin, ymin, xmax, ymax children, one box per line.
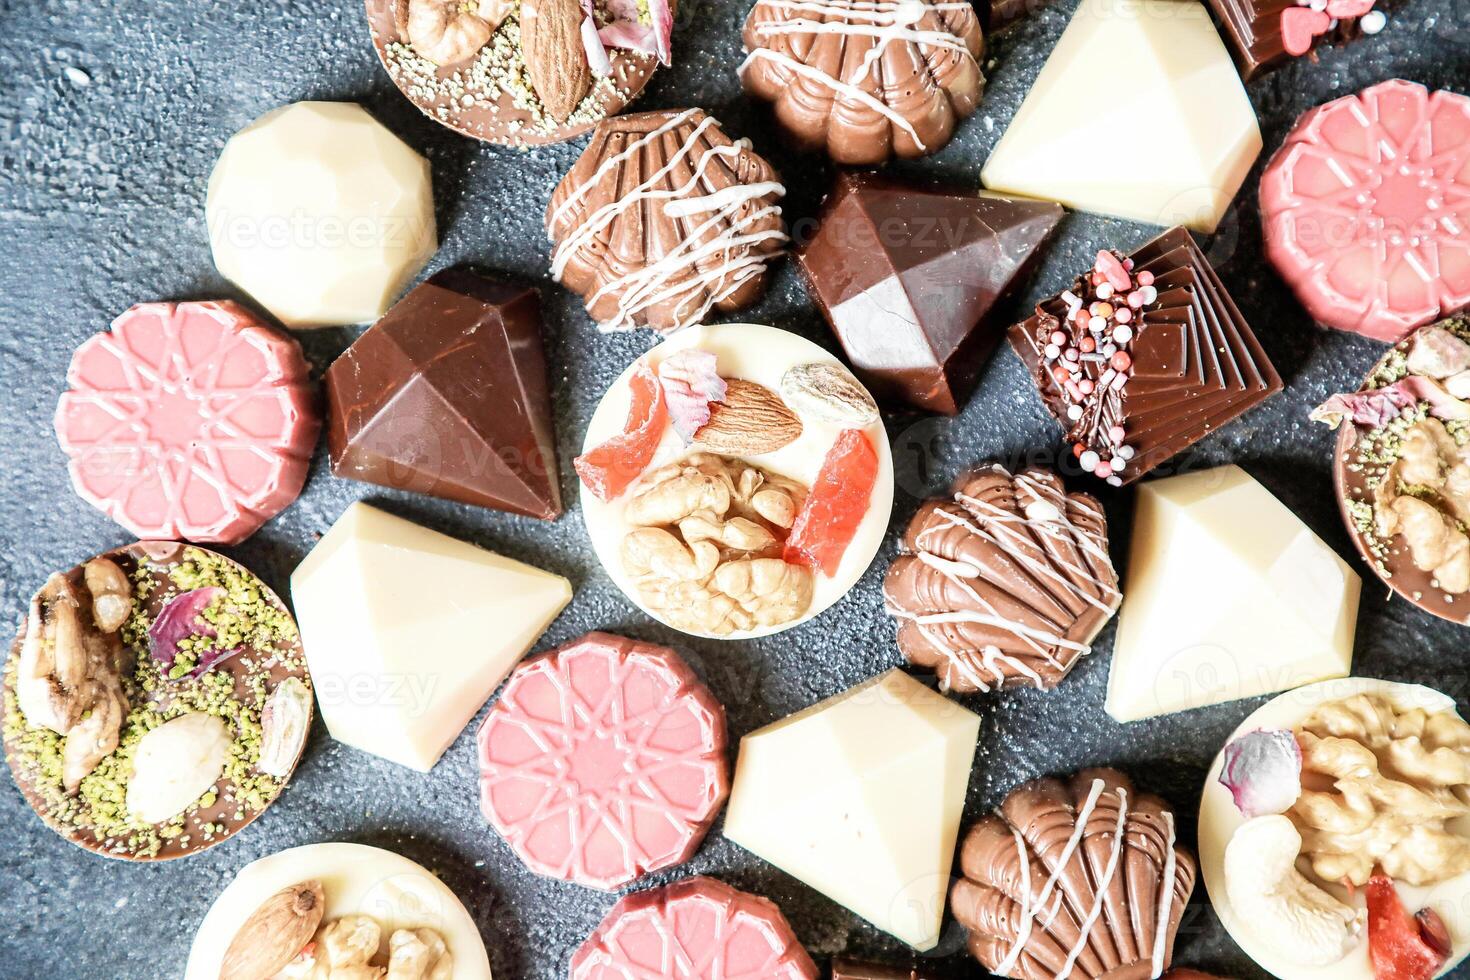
<box><xmin>1330</xmin><ymin>315</ymin><xmax>1470</xmax><ymax>625</ymax></box>
<box><xmin>1</xmin><ymin>541</ymin><xmax>312</xmax><ymax>861</ymax></box>
<box><xmin>365</xmin><ymin>0</ymin><xmax>671</xmax><ymax>148</ymax></box>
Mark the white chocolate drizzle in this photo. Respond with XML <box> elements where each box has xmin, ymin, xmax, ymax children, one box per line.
<box><xmin>1151</xmin><ymin>811</ymin><xmax>1179</xmax><ymax>978</ymax></box>
<box><xmin>887</xmin><ymin>467</ymin><xmax>1120</xmax><ymax>692</ymax></box>
<box><xmin>739</xmin><ymin>0</ymin><xmax>977</xmax><ymax>152</ymax></box>
<box><xmin>549</xmin><ymin>109</ymin><xmax>789</xmax><ymax>334</ymax></box>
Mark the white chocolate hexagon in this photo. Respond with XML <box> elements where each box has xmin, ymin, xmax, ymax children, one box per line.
<box><xmin>206</xmin><ymin>101</ymin><xmax>436</xmax><ymax>328</ymax></box>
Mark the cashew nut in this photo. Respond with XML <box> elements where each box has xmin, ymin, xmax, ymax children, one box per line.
<box><xmin>1225</xmin><ymin>815</ymin><xmax>1362</xmax><ymax>967</ymax></box>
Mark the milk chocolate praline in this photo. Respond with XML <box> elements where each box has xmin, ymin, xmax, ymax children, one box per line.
<box><xmin>952</xmin><ymin>768</ymin><xmax>1196</xmax><ymax>979</ymax></box>
<box><xmin>740</xmin><ymin>0</ymin><xmax>985</xmax><ymax>164</ymax></box>
<box><xmin>885</xmin><ymin>464</ymin><xmax>1120</xmax><ymax>693</ymax></box>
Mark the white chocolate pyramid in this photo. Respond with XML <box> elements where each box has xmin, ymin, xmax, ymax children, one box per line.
<box><xmin>1108</xmin><ymin>465</ymin><xmax>1360</xmax><ymax>723</ymax></box>
<box><xmin>291</xmin><ymin>502</ymin><xmax>571</xmax><ymax>771</ymax></box>
<box><xmin>980</xmin><ymin>0</ymin><xmax>1261</xmax><ymax>233</ymax></box>
<box><xmin>724</xmin><ymin>669</ymin><xmax>981</xmax><ymax>950</ymax></box>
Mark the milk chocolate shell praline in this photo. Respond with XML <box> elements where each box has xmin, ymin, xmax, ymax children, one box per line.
<box><xmin>365</xmin><ymin>0</ymin><xmax>674</xmax><ymax>147</ymax></box>
<box><xmin>740</xmin><ymin>0</ymin><xmax>985</xmax><ymax>164</ymax></box>
<box><xmin>579</xmin><ymin>323</ymin><xmax>894</xmax><ymax>639</ymax></box>
<box><xmin>185</xmin><ymin>842</ymin><xmax>492</xmax><ymax>979</ymax></box>
<box><xmin>2</xmin><ymin>542</ymin><xmax>311</xmax><ymax>861</ymax></box>
<box><xmin>1326</xmin><ymin>315</ymin><xmax>1470</xmax><ymax>624</ymax></box>
<box><xmin>1200</xmin><ymin>678</ymin><xmax>1470</xmax><ymax>979</ymax></box>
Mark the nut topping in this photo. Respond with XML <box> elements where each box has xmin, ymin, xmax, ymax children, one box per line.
<box><xmin>405</xmin><ymin>0</ymin><xmax>494</xmax><ymax>66</ymax></box>
<box><xmin>521</xmin><ymin>0</ymin><xmax>593</xmax><ymax>122</ymax></box>
<box><xmin>780</xmin><ymin>363</ymin><xmax>880</xmax><ymax>427</ymax></box>
<box><xmin>694</xmin><ymin>379</ymin><xmax>803</xmax><ymax>456</ymax></box>
<box><xmin>219</xmin><ymin>880</ymin><xmax>326</xmax><ymax>980</ymax></box>
<box><xmin>621</xmin><ymin>453</ymin><xmax>813</xmax><ymax>634</ymax></box>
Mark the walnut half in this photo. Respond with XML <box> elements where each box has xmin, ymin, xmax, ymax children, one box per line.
<box><xmin>620</xmin><ymin>453</ymin><xmax>814</xmax><ymax>635</ymax></box>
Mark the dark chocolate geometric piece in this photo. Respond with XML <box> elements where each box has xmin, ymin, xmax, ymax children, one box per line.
<box><xmin>325</xmin><ymin>268</ymin><xmax>562</xmax><ymax>520</ymax></box>
<box><xmin>798</xmin><ymin>172</ymin><xmax>1063</xmax><ymax>415</ymax></box>
<box><xmin>1008</xmin><ymin>227</ymin><xmax>1282</xmax><ymax>485</ymax></box>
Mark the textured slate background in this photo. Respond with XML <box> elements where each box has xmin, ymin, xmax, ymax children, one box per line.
<box><xmin>2</xmin><ymin>0</ymin><xmax>1469</xmax><ymax>977</ymax></box>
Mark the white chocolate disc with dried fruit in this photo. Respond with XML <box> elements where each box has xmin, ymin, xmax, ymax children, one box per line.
<box><xmin>1200</xmin><ymin>678</ymin><xmax>1470</xmax><ymax>980</ymax></box>
<box><xmin>581</xmin><ymin>323</ymin><xmax>894</xmax><ymax>639</ymax></box>
<box><xmin>185</xmin><ymin>842</ymin><xmax>492</xmax><ymax>979</ymax></box>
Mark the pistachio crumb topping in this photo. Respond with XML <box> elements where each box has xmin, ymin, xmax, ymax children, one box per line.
<box><xmin>3</xmin><ymin>547</ymin><xmax>307</xmax><ymax>858</ymax></box>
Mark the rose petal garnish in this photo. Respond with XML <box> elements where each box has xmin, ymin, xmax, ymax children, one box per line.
<box><xmin>593</xmin><ymin>0</ymin><xmax>673</xmax><ymax>64</ymax></box>
<box><xmin>1218</xmin><ymin>728</ymin><xmax>1303</xmax><ymax>818</ymax></box>
<box><xmin>658</xmin><ymin>350</ymin><xmax>727</xmax><ymax>443</ymax></box>
<box><xmin>648</xmin><ymin>0</ymin><xmax>673</xmax><ymax>64</ymax></box>
<box><xmin>599</xmin><ymin>21</ymin><xmax>657</xmax><ymax>55</ymax></box>
<box><xmin>1310</xmin><ymin>377</ymin><xmax>1470</xmax><ymax>429</ymax></box>
<box><xmin>148</xmin><ymin>587</ymin><xmax>243</xmax><ymax>681</ymax></box>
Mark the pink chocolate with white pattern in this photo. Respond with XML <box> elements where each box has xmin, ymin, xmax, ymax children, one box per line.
<box><xmin>55</xmin><ymin>301</ymin><xmax>318</xmax><ymax>544</ymax></box>
<box><xmin>477</xmin><ymin>632</ymin><xmax>728</xmax><ymax>891</ymax></box>
<box><xmin>570</xmin><ymin>876</ymin><xmax>818</xmax><ymax>980</ymax></box>
<box><xmin>1262</xmin><ymin>79</ymin><xmax>1470</xmax><ymax>343</ymax></box>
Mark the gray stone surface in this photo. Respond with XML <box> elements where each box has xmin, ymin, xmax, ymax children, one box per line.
<box><xmin>1</xmin><ymin>0</ymin><xmax>1469</xmax><ymax>977</ymax></box>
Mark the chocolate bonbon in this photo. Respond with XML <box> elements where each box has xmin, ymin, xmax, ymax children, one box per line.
<box><xmin>3</xmin><ymin>544</ymin><xmax>310</xmax><ymax>860</ymax></box>
<box><xmin>1207</xmin><ymin>0</ymin><xmax>1388</xmax><ymax>80</ymax></box>
<box><xmin>570</xmin><ymin>876</ymin><xmax>818</xmax><ymax>979</ymax></box>
<box><xmin>579</xmin><ymin>323</ymin><xmax>894</xmax><ymax>639</ymax></box>
<box><xmin>185</xmin><ymin>842</ymin><xmax>492</xmax><ymax>979</ymax></box>
<box><xmin>1109</xmin><ymin>465</ymin><xmax>1359</xmax><ymax>723</ymax></box>
<box><xmin>205</xmin><ymin>102</ymin><xmax>436</xmax><ymax>328</ymax></box>
<box><xmin>725</xmin><ymin>669</ymin><xmax>981</xmax><ymax>950</ymax></box>
<box><xmin>1009</xmin><ymin>228</ymin><xmax>1282</xmax><ymax>485</ymax></box>
<box><xmin>981</xmin><ymin>0</ymin><xmax>1260</xmax><ymax>233</ymax></box>
<box><xmin>1321</xmin><ymin>316</ymin><xmax>1470</xmax><ymax>624</ymax></box>
<box><xmin>290</xmin><ymin>502</ymin><xmax>571</xmax><ymax>772</ymax></box>
<box><xmin>477</xmin><ymin>632</ymin><xmax>728</xmax><ymax>890</ymax></box>
<box><xmin>55</xmin><ymin>301</ymin><xmax>319</xmax><ymax>545</ymax></box>
<box><xmin>739</xmin><ymin>0</ymin><xmax>985</xmax><ymax>164</ymax></box>
<box><xmin>1199</xmin><ymin>678</ymin><xmax>1470</xmax><ymax>979</ymax></box>
<box><xmin>798</xmin><ymin>172</ymin><xmax>1062</xmax><ymax>414</ymax></box>
<box><xmin>546</xmin><ymin>109</ymin><xmax>786</xmax><ymax>335</ymax></box>
<box><xmin>365</xmin><ymin>0</ymin><xmax>672</xmax><ymax>146</ymax></box>
<box><xmin>952</xmin><ymin>767</ymin><xmax>1196</xmax><ymax>979</ymax></box>
<box><xmin>325</xmin><ymin>268</ymin><xmax>561</xmax><ymax>521</ymax></box>
<box><xmin>1262</xmin><ymin>79</ymin><xmax>1470</xmax><ymax>343</ymax></box>
<box><xmin>885</xmin><ymin>464</ymin><xmax>1120</xmax><ymax>693</ymax></box>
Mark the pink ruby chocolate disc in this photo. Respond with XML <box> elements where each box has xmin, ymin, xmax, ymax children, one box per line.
<box><xmin>54</xmin><ymin>301</ymin><xmax>319</xmax><ymax>544</ymax></box>
<box><xmin>476</xmin><ymin>632</ymin><xmax>729</xmax><ymax>891</ymax></box>
<box><xmin>570</xmin><ymin>876</ymin><xmax>818</xmax><ymax>980</ymax></box>
<box><xmin>1261</xmin><ymin>79</ymin><xmax>1470</xmax><ymax>343</ymax></box>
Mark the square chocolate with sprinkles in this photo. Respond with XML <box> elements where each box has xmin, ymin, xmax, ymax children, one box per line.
<box><xmin>1207</xmin><ymin>0</ymin><xmax>1388</xmax><ymax>80</ymax></box>
<box><xmin>1008</xmin><ymin>226</ymin><xmax>1282</xmax><ymax>484</ymax></box>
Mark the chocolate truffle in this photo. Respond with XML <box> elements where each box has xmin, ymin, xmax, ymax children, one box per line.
<box><xmin>740</xmin><ymin>0</ymin><xmax>984</xmax><ymax>164</ymax></box>
<box><xmin>325</xmin><ymin>269</ymin><xmax>561</xmax><ymax>520</ymax></box>
<box><xmin>546</xmin><ymin>109</ymin><xmax>787</xmax><ymax>335</ymax></box>
<box><xmin>1321</xmin><ymin>315</ymin><xmax>1470</xmax><ymax>625</ymax></box>
<box><xmin>798</xmin><ymin>173</ymin><xmax>1063</xmax><ymax>414</ymax></box>
<box><xmin>1207</xmin><ymin>0</ymin><xmax>1387</xmax><ymax>80</ymax></box>
<box><xmin>952</xmin><ymin>768</ymin><xmax>1197</xmax><ymax>979</ymax></box>
<box><xmin>1009</xmin><ymin>227</ymin><xmax>1282</xmax><ymax>485</ymax></box>
<box><xmin>885</xmin><ymin>465</ymin><xmax>1120</xmax><ymax>693</ymax></box>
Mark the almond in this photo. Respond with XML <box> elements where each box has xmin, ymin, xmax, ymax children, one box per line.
<box><xmin>695</xmin><ymin>379</ymin><xmax>803</xmax><ymax>456</ymax></box>
<box><xmin>521</xmin><ymin>0</ymin><xmax>592</xmax><ymax>123</ymax></box>
<box><xmin>219</xmin><ymin>880</ymin><xmax>325</xmax><ymax>980</ymax></box>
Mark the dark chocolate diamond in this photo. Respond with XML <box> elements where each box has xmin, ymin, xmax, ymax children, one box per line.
<box><xmin>325</xmin><ymin>269</ymin><xmax>562</xmax><ymax>520</ymax></box>
<box><xmin>1009</xmin><ymin>227</ymin><xmax>1282</xmax><ymax>485</ymax></box>
<box><xmin>1207</xmin><ymin>0</ymin><xmax>1373</xmax><ymax>80</ymax></box>
<box><xmin>797</xmin><ymin>172</ymin><xmax>1063</xmax><ymax>415</ymax></box>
